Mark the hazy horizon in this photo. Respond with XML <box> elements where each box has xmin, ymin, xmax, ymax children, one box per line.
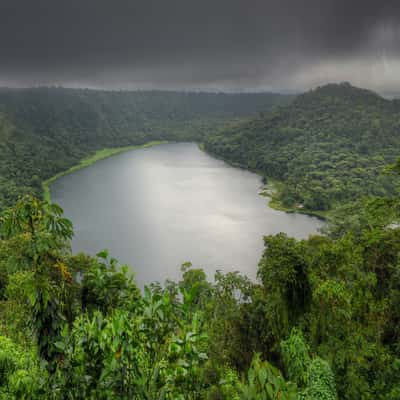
<box><xmin>0</xmin><ymin>82</ymin><xmax>399</xmax><ymax>98</ymax></box>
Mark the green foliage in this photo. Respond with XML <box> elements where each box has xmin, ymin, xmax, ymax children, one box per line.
<box><xmin>81</xmin><ymin>250</ymin><xmax>140</xmax><ymax>314</ymax></box>
<box><xmin>280</xmin><ymin>331</ymin><xmax>337</xmax><ymax>400</ymax></box>
<box><xmin>303</xmin><ymin>358</ymin><xmax>337</xmax><ymax>400</ymax></box>
<box><xmin>0</xmin><ymin>197</ymin><xmax>214</xmax><ymax>398</ymax></box>
<box><xmin>281</xmin><ymin>329</ymin><xmax>311</xmax><ymax>387</ymax></box>
<box><xmin>204</xmin><ymin>270</ymin><xmax>254</xmax><ymax>369</ymax></box>
<box><xmin>311</xmin><ymin>280</ymin><xmax>352</xmax><ymax>343</ymax></box>
<box><xmin>51</xmin><ymin>295</ymin><xmax>208</xmax><ymax>399</ymax></box>
<box><xmin>237</xmin><ymin>354</ymin><xmax>298</xmax><ymax>400</ymax></box>
<box><xmin>258</xmin><ymin>234</ymin><xmax>311</xmax><ymax>339</ymax></box>
<box><xmin>179</xmin><ymin>262</ymin><xmax>212</xmax><ymax>313</ymax></box>
<box><xmin>2</xmin><ymin>153</ymin><xmax>400</xmax><ymax>399</ymax></box>
<box><xmin>204</xmin><ymin>83</ymin><xmax>400</xmax><ymax>212</ymax></box>
<box><xmin>0</xmin><ymin>335</ymin><xmax>42</xmax><ymax>399</ymax></box>
<box><xmin>0</xmin><ymin>196</ymin><xmax>74</xmax><ymax>363</ymax></box>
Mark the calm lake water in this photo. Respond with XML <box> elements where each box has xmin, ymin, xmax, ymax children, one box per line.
<box><xmin>51</xmin><ymin>143</ymin><xmax>324</xmax><ymax>285</ymax></box>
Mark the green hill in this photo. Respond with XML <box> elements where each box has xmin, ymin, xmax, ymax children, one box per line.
<box><xmin>204</xmin><ymin>82</ymin><xmax>400</xmax><ymax>213</ymax></box>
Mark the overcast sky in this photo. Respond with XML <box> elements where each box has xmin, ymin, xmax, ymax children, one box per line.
<box><xmin>0</xmin><ymin>0</ymin><xmax>399</xmax><ymax>92</ymax></box>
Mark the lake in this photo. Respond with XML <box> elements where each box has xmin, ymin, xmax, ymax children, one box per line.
<box><xmin>50</xmin><ymin>142</ymin><xmax>324</xmax><ymax>285</ymax></box>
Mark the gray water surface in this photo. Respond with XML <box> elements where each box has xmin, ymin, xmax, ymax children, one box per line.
<box><xmin>51</xmin><ymin>143</ymin><xmax>324</xmax><ymax>285</ymax></box>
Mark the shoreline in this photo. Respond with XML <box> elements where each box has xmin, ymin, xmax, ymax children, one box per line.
<box><xmin>259</xmin><ymin>182</ymin><xmax>328</xmax><ymax>221</ymax></box>
<box><xmin>42</xmin><ymin>140</ymin><xmax>168</xmax><ymax>202</ymax></box>
<box><xmin>197</xmin><ymin>142</ymin><xmax>327</xmax><ymax>221</ymax></box>
<box><xmin>43</xmin><ymin>140</ymin><xmax>327</xmax><ymax>221</ymax></box>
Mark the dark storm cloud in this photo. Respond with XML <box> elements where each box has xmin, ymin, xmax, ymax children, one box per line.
<box><xmin>0</xmin><ymin>0</ymin><xmax>400</xmax><ymax>91</ymax></box>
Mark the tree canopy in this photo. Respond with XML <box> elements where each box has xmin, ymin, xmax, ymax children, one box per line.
<box><xmin>204</xmin><ymin>83</ymin><xmax>400</xmax><ymax>212</ymax></box>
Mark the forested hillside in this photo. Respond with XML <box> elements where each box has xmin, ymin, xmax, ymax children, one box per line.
<box><xmin>204</xmin><ymin>83</ymin><xmax>400</xmax><ymax>212</ymax></box>
<box><xmin>0</xmin><ymin>87</ymin><xmax>290</xmax><ymax>209</ymax></box>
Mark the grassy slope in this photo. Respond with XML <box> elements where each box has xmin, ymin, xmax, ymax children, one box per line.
<box><xmin>42</xmin><ymin>141</ymin><xmax>167</xmax><ymax>202</ymax></box>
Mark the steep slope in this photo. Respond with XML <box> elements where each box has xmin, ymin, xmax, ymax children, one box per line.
<box><xmin>204</xmin><ymin>83</ymin><xmax>400</xmax><ymax>212</ymax></box>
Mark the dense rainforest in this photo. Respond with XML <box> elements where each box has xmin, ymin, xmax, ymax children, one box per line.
<box><xmin>204</xmin><ymin>82</ymin><xmax>400</xmax><ymax>213</ymax></box>
<box><xmin>1</xmin><ymin>180</ymin><xmax>400</xmax><ymax>399</ymax></box>
<box><xmin>1</xmin><ymin>83</ymin><xmax>400</xmax><ymax>399</ymax></box>
<box><xmin>0</xmin><ymin>87</ymin><xmax>290</xmax><ymax>210</ymax></box>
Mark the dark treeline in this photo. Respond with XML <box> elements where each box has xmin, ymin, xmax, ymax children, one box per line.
<box><xmin>0</xmin><ymin>87</ymin><xmax>290</xmax><ymax>209</ymax></box>
<box><xmin>204</xmin><ymin>83</ymin><xmax>400</xmax><ymax>212</ymax></box>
